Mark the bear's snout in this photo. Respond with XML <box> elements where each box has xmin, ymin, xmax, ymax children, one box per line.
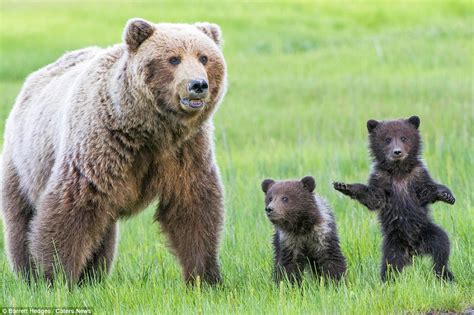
<box><xmin>389</xmin><ymin>146</ymin><xmax>406</xmax><ymax>160</ymax></box>
<box><xmin>188</xmin><ymin>79</ymin><xmax>208</xmax><ymax>96</ymax></box>
<box><xmin>178</xmin><ymin>78</ymin><xmax>210</xmax><ymax>111</ymax></box>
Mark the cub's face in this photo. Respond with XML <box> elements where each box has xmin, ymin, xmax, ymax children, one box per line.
<box><xmin>123</xmin><ymin>19</ymin><xmax>226</xmax><ymax>116</ymax></box>
<box><xmin>367</xmin><ymin>116</ymin><xmax>421</xmax><ymax>166</ymax></box>
<box><xmin>261</xmin><ymin>176</ymin><xmax>317</xmax><ymax>231</ymax></box>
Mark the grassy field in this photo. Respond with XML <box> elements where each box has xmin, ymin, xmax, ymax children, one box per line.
<box><xmin>1</xmin><ymin>0</ymin><xmax>473</xmax><ymax>314</ymax></box>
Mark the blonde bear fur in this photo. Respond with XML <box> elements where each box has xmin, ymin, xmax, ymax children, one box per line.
<box><xmin>1</xmin><ymin>18</ymin><xmax>227</xmax><ymax>285</ymax></box>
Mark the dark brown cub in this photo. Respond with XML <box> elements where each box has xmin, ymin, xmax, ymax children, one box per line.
<box><xmin>261</xmin><ymin>176</ymin><xmax>346</xmax><ymax>284</ymax></box>
<box><xmin>334</xmin><ymin>115</ymin><xmax>455</xmax><ymax>281</ymax></box>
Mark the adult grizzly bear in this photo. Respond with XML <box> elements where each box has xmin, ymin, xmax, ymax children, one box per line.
<box><xmin>1</xmin><ymin>18</ymin><xmax>227</xmax><ymax>285</ymax></box>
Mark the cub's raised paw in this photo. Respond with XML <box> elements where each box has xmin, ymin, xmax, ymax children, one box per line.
<box><xmin>333</xmin><ymin>182</ymin><xmax>352</xmax><ymax>196</ymax></box>
<box><xmin>439</xmin><ymin>191</ymin><xmax>455</xmax><ymax>205</ymax></box>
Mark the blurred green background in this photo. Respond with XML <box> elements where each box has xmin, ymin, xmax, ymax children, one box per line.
<box><xmin>1</xmin><ymin>1</ymin><xmax>473</xmax><ymax>314</ymax></box>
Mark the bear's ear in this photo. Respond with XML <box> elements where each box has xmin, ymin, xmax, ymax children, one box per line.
<box><xmin>261</xmin><ymin>179</ymin><xmax>275</xmax><ymax>194</ymax></box>
<box><xmin>407</xmin><ymin>115</ymin><xmax>420</xmax><ymax>129</ymax></box>
<box><xmin>367</xmin><ymin>119</ymin><xmax>379</xmax><ymax>133</ymax></box>
<box><xmin>123</xmin><ymin>18</ymin><xmax>155</xmax><ymax>52</ymax></box>
<box><xmin>301</xmin><ymin>176</ymin><xmax>316</xmax><ymax>193</ymax></box>
<box><xmin>195</xmin><ymin>22</ymin><xmax>223</xmax><ymax>48</ymax></box>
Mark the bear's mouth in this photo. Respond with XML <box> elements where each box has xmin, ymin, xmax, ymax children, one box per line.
<box><xmin>390</xmin><ymin>154</ymin><xmax>407</xmax><ymax>161</ymax></box>
<box><xmin>180</xmin><ymin>98</ymin><xmax>205</xmax><ymax>109</ymax></box>
<box><xmin>266</xmin><ymin>212</ymin><xmax>279</xmax><ymax>222</ymax></box>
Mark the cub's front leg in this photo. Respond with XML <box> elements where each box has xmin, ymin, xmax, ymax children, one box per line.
<box><xmin>333</xmin><ymin>182</ymin><xmax>384</xmax><ymax>210</ymax></box>
<box><xmin>273</xmin><ymin>237</ymin><xmax>304</xmax><ymax>285</ymax></box>
<box><xmin>435</xmin><ymin>184</ymin><xmax>455</xmax><ymax>205</ymax></box>
<box><xmin>415</xmin><ymin>183</ymin><xmax>455</xmax><ymax>206</ymax></box>
<box><xmin>274</xmin><ymin>254</ymin><xmax>304</xmax><ymax>285</ymax></box>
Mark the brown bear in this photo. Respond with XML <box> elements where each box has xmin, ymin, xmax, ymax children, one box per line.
<box><xmin>1</xmin><ymin>18</ymin><xmax>227</xmax><ymax>285</ymax></box>
<box><xmin>261</xmin><ymin>176</ymin><xmax>347</xmax><ymax>284</ymax></box>
<box><xmin>334</xmin><ymin>116</ymin><xmax>455</xmax><ymax>281</ymax></box>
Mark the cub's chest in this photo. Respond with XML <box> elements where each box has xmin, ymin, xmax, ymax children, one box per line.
<box><xmin>378</xmin><ymin>168</ymin><xmax>422</xmax><ymax>203</ymax></box>
<box><xmin>391</xmin><ymin>178</ymin><xmax>412</xmax><ymax>198</ymax></box>
<box><xmin>380</xmin><ymin>176</ymin><xmax>426</xmax><ymax>232</ymax></box>
<box><xmin>279</xmin><ymin>229</ymin><xmax>327</xmax><ymax>255</ymax></box>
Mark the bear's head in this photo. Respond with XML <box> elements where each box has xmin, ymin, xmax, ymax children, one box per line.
<box><xmin>367</xmin><ymin>115</ymin><xmax>421</xmax><ymax>172</ymax></box>
<box><xmin>261</xmin><ymin>176</ymin><xmax>321</xmax><ymax>234</ymax></box>
<box><xmin>122</xmin><ymin>18</ymin><xmax>226</xmax><ymax>117</ymax></box>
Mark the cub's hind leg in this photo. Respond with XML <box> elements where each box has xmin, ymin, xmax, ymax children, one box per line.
<box><xmin>1</xmin><ymin>161</ymin><xmax>35</xmax><ymax>279</ymax></box>
<box><xmin>380</xmin><ymin>237</ymin><xmax>413</xmax><ymax>282</ymax></box>
<box><xmin>420</xmin><ymin>224</ymin><xmax>454</xmax><ymax>281</ymax></box>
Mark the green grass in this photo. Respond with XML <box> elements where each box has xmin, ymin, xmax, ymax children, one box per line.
<box><xmin>1</xmin><ymin>0</ymin><xmax>473</xmax><ymax>313</ymax></box>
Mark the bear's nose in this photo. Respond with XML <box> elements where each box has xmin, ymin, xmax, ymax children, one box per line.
<box><xmin>188</xmin><ymin>79</ymin><xmax>208</xmax><ymax>94</ymax></box>
<box><xmin>393</xmin><ymin>149</ymin><xmax>402</xmax><ymax>156</ymax></box>
<box><xmin>265</xmin><ymin>207</ymin><xmax>274</xmax><ymax>213</ymax></box>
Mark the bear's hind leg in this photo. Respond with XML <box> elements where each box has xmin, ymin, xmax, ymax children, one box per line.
<box><xmin>29</xmin><ymin>174</ymin><xmax>112</xmax><ymax>286</ymax></box>
<box><xmin>381</xmin><ymin>238</ymin><xmax>412</xmax><ymax>282</ymax></box>
<box><xmin>1</xmin><ymin>162</ymin><xmax>35</xmax><ymax>280</ymax></box>
<box><xmin>79</xmin><ymin>222</ymin><xmax>118</xmax><ymax>284</ymax></box>
<box><xmin>421</xmin><ymin>224</ymin><xmax>454</xmax><ymax>281</ymax></box>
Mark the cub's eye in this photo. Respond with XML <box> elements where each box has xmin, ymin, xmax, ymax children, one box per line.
<box><xmin>384</xmin><ymin>137</ymin><xmax>392</xmax><ymax>144</ymax></box>
<box><xmin>169</xmin><ymin>56</ymin><xmax>181</xmax><ymax>65</ymax></box>
<box><xmin>401</xmin><ymin>136</ymin><xmax>408</xmax><ymax>142</ymax></box>
<box><xmin>199</xmin><ymin>55</ymin><xmax>208</xmax><ymax>65</ymax></box>
<box><xmin>282</xmin><ymin>196</ymin><xmax>289</xmax><ymax>202</ymax></box>
<box><xmin>268</xmin><ymin>197</ymin><xmax>273</xmax><ymax>202</ymax></box>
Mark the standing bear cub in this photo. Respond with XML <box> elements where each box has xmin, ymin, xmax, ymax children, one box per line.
<box><xmin>2</xmin><ymin>18</ymin><xmax>227</xmax><ymax>285</ymax></box>
<box><xmin>334</xmin><ymin>116</ymin><xmax>455</xmax><ymax>281</ymax></box>
<box><xmin>261</xmin><ymin>176</ymin><xmax>347</xmax><ymax>284</ymax></box>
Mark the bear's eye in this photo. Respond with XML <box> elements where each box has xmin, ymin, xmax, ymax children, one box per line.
<box><xmin>384</xmin><ymin>137</ymin><xmax>392</xmax><ymax>144</ymax></box>
<box><xmin>169</xmin><ymin>56</ymin><xmax>181</xmax><ymax>65</ymax></box>
<box><xmin>401</xmin><ymin>136</ymin><xmax>408</xmax><ymax>142</ymax></box>
<box><xmin>268</xmin><ymin>197</ymin><xmax>273</xmax><ymax>202</ymax></box>
<box><xmin>199</xmin><ymin>55</ymin><xmax>208</xmax><ymax>65</ymax></box>
<box><xmin>282</xmin><ymin>196</ymin><xmax>289</xmax><ymax>202</ymax></box>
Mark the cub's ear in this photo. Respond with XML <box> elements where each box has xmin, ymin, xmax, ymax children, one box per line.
<box><xmin>261</xmin><ymin>179</ymin><xmax>275</xmax><ymax>194</ymax></box>
<box><xmin>301</xmin><ymin>176</ymin><xmax>316</xmax><ymax>193</ymax></box>
<box><xmin>195</xmin><ymin>22</ymin><xmax>223</xmax><ymax>48</ymax></box>
<box><xmin>123</xmin><ymin>18</ymin><xmax>155</xmax><ymax>51</ymax></box>
<box><xmin>407</xmin><ymin>115</ymin><xmax>420</xmax><ymax>129</ymax></box>
<box><xmin>367</xmin><ymin>119</ymin><xmax>379</xmax><ymax>133</ymax></box>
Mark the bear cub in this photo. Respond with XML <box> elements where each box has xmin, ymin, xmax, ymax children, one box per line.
<box><xmin>261</xmin><ymin>176</ymin><xmax>347</xmax><ymax>284</ymax></box>
<box><xmin>334</xmin><ymin>115</ymin><xmax>455</xmax><ymax>281</ymax></box>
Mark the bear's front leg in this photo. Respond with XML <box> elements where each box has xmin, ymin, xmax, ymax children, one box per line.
<box><xmin>333</xmin><ymin>182</ymin><xmax>384</xmax><ymax>210</ymax></box>
<box><xmin>435</xmin><ymin>184</ymin><xmax>456</xmax><ymax>205</ymax></box>
<box><xmin>314</xmin><ymin>249</ymin><xmax>347</xmax><ymax>282</ymax></box>
<box><xmin>415</xmin><ymin>184</ymin><xmax>439</xmax><ymax>206</ymax></box>
<box><xmin>415</xmin><ymin>183</ymin><xmax>455</xmax><ymax>206</ymax></box>
<box><xmin>29</xmin><ymin>172</ymin><xmax>113</xmax><ymax>286</ymax></box>
<box><xmin>157</xmin><ymin>165</ymin><xmax>224</xmax><ymax>285</ymax></box>
<box><xmin>274</xmin><ymin>253</ymin><xmax>305</xmax><ymax>285</ymax></box>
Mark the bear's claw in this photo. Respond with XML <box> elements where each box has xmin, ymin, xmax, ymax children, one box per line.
<box><xmin>439</xmin><ymin>191</ymin><xmax>455</xmax><ymax>205</ymax></box>
<box><xmin>333</xmin><ymin>182</ymin><xmax>351</xmax><ymax>196</ymax></box>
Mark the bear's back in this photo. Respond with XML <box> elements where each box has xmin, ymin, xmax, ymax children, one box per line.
<box><xmin>3</xmin><ymin>47</ymin><xmax>105</xmax><ymax>204</ymax></box>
